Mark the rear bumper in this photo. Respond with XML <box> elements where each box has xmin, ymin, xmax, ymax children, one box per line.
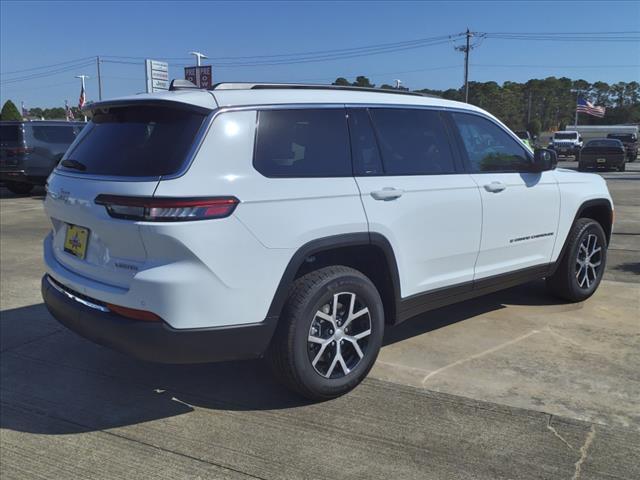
<box><xmin>579</xmin><ymin>156</ymin><xmax>625</xmax><ymax>168</ymax></box>
<box><xmin>41</xmin><ymin>274</ymin><xmax>278</xmax><ymax>364</ymax></box>
<box><xmin>0</xmin><ymin>169</ymin><xmax>46</xmax><ymax>185</ymax></box>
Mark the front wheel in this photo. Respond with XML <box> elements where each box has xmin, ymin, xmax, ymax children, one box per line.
<box><xmin>268</xmin><ymin>266</ymin><xmax>384</xmax><ymax>400</ymax></box>
<box><xmin>546</xmin><ymin>218</ymin><xmax>607</xmax><ymax>302</ymax></box>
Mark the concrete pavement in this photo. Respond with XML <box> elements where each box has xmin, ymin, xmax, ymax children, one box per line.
<box><xmin>1</xmin><ymin>162</ymin><xmax>638</xmax><ymax>479</ymax></box>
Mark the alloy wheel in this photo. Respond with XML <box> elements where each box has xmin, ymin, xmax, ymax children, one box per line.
<box><xmin>307</xmin><ymin>292</ymin><xmax>372</xmax><ymax>379</ymax></box>
<box><xmin>575</xmin><ymin>233</ymin><xmax>602</xmax><ymax>289</ymax></box>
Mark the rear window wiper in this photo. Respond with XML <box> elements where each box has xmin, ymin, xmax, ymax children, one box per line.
<box><xmin>61</xmin><ymin>159</ymin><xmax>87</xmax><ymax>171</ymax></box>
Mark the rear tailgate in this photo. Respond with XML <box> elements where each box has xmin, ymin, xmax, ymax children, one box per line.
<box><xmin>45</xmin><ymin>172</ymin><xmax>158</xmax><ymax>288</ymax></box>
<box><xmin>44</xmin><ymin>101</ymin><xmax>213</xmax><ymax>289</ymax></box>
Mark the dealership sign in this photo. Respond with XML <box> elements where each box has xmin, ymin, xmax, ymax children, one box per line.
<box><xmin>184</xmin><ymin>65</ymin><xmax>212</xmax><ymax>89</ymax></box>
<box><xmin>145</xmin><ymin>59</ymin><xmax>169</xmax><ymax>92</ymax></box>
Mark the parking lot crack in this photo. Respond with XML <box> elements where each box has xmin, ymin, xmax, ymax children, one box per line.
<box><xmin>421</xmin><ymin>330</ymin><xmax>541</xmax><ymax>385</ymax></box>
<box><xmin>572</xmin><ymin>425</ymin><xmax>596</xmax><ymax>480</ymax></box>
<box><xmin>546</xmin><ymin>416</ymin><xmax>574</xmax><ymax>451</ymax></box>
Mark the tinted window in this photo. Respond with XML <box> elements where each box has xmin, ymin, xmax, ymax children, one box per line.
<box><xmin>0</xmin><ymin>125</ymin><xmax>21</xmax><ymax>146</ymax></box>
<box><xmin>368</xmin><ymin>108</ymin><xmax>455</xmax><ymax>175</ymax></box>
<box><xmin>586</xmin><ymin>139</ymin><xmax>622</xmax><ymax>148</ymax></box>
<box><xmin>254</xmin><ymin>109</ymin><xmax>351</xmax><ymax>177</ymax></box>
<box><xmin>347</xmin><ymin>109</ymin><xmax>383</xmax><ymax>175</ymax></box>
<box><xmin>31</xmin><ymin>125</ymin><xmax>77</xmax><ymax>144</ymax></box>
<box><xmin>451</xmin><ymin>112</ymin><xmax>530</xmax><ymax>173</ymax></box>
<box><xmin>60</xmin><ymin>106</ymin><xmax>206</xmax><ymax>177</ymax></box>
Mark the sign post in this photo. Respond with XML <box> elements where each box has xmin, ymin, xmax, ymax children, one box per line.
<box><xmin>145</xmin><ymin>59</ymin><xmax>169</xmax><ymax>93</ymax></box>
<box><xmin>184</xmin><ymin>65</ymin><xmax>212</xmax><ymax>89</ymax></box>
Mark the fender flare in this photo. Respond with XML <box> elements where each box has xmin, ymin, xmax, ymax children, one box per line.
<box><xmin>265</xmin><ymin>232</ymin><xmax>401</xmax><ymax>321</ymax></box>
<box><xmin>550</xmin><ymin>198</ymin><xmax>613</xmax><ymax>275</ymax></box>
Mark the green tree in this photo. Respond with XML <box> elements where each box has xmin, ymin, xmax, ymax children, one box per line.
<box><xmin>352</xmin><ymin>76</ymin><xmax>374</xmax><ymax>88</ymax></box>
<box><xmin>527</xmin><ymin>119</ymin><xmax>541</xmax><ymax>137</ymax></box>
<box><xmin>1</xmin><ymin>100</ymin><xmax>22</xmax><ymax>121</ymax></box>
<box><xmin>332</xmin><ymin>77</ymin><xmax>350</xmax><ymax>86</ymax></box>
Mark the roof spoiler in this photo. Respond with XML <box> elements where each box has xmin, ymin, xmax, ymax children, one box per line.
<box><xmin>169</xmin><ymin>79</ymin><xmax>199</xmax><ymax>91</ymax></box>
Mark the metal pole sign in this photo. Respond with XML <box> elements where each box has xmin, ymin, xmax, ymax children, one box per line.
<box><xmin>184</xmin><ymin>65</ymin><xmax>212</xmax><ymax>88</ymax></box>
<box><xmin>145</xmin><ymin>59</ymin><xmax>169</xmax><ymax>93</ymax></box>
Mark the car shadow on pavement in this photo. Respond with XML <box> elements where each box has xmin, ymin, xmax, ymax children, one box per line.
<box><xmin>1</xmin><ymin>280</ymin><xmax>563</xmax><ymax>436</ymax></box>
<box><xmin>612</xmin><ymin>262</ymin><xmax>640</xmax><ymax>275</ymax></box>
<box><xmin>383</xmin><ymin>280</ymin><xmax>564</xmax><ymax>346</ymax></box>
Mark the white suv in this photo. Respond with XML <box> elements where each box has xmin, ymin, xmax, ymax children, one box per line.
<box><xmin>42</xmin><ymin>83</ymin><xmax>613</xmax><ymax>399</ymax></box>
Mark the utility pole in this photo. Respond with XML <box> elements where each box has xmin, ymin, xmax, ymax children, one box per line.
<box><xmin>96</xmin><ymin>56</ymin><xmax>103</xmax><ymax>101</ymax></box>
<box><xmin>189</xmin><ymin>51</ymin><xmax>208</xmax><ymax>66</ymax></box>
<box><xmin>464</xmin><ymin>29</ymin><xmax>471</xmax><ymax>103</ymax></box>
<box><xmin>527</xmin><ymin>90</ymin><xmax>532</xmax><ymax>125</ymax></box>
<box><xmin>75</xmin><ymin>74</ymin><xmax>89</xmax><ymax>122</ymax></box>
<box><xmin>455</xmin><ymin>29</ymin><xmax>474</xmax><ymax>103</ymax></box>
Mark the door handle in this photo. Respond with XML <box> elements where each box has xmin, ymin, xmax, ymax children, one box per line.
<box><xmin>371</xmin><ymin>187</ymin><xmax>404</xmax><ymax>201</ymax></box>
<box><xmin>484</xmin><ymin>181</ymin><xmax>506</xmax><ymax>193</ymax></box>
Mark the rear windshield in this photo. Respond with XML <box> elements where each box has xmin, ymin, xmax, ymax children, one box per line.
<box><xmin>607</xmin><ymin>134</ymin><xmax>636</xmax><ymax>142</ymax></box>
<box><xmin>0</xmin><ymin>125</ymin><xmax>22</xmax><ymax>146</ymax></box>
<box><xmin>59</xmin><ymin>106</ymin><xmax>206</xmax><ymax>177</ymax></box>
<box><xmin>586</xmin><ymin>139</ymin><xmax>622</xmax><ymax>148</ymax></box>
<box><xmin>30</xmin><ymin>125</ymin><xmax>79</xmax><ymax>144</ymax></box>
<box><xmin>554</xmin><ymin>132</ymin><xmax>577</xmax><ymax>140</ymax></box>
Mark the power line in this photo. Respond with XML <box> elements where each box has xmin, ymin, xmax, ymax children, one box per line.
<box><xmin>0</xmin><ymin>56</ymin><xmax>96</xmax><ymax>76</ymax></box>
<box><xmin>1</xmin><ymin>60</ymin><xmax>96</xmax><ymax>85</ymax></box>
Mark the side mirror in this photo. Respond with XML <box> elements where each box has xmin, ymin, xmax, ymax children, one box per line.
<box><xmin>532</xmin><ymin>148</ymin><xmax>557</xmax><ymax>172</ymax></box>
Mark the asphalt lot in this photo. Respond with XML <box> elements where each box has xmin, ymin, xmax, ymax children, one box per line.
<box><xmin>1</xmin><ymin>161</ymin><xmax>638</xmax><ymax>479</ymax></box>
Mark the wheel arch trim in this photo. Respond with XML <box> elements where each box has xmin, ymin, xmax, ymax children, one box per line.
<box><xmin>265</xmin><ymin>232</ymin><xmax>401</xmax><ymax>321</ymax></box>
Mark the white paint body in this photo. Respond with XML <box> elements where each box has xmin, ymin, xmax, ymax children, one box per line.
<box><xmin>43</xmin><ymin>87</ymin><xmax>613</xmax><ymax>330</ymax></box>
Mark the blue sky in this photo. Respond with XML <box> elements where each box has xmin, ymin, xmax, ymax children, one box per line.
<box><xmin>1</xmin><ymin>0</ymin><xmax>639</xmax><ymax>108</ymax></box>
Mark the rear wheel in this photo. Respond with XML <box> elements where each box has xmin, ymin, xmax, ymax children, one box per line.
<box><xmin>268</xmin><ymin>266</ymin><xmax>384</xmax><ymax>400</ymax></box>
<box><xmin>5</xmin><ymin>181</ymin><xmax>33</xmax><ymax>195</ymax></box>
<box><xmin>546</xmin><ymin>218</ymin><xmax>607</xmax><ymax>302</ymax></box>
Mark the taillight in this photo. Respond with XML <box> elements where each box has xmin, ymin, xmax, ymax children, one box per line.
<box><xmin>95</xmin><ymin>195</ymin><xmax>239</xmax><ymax>222</ymax></box>
<box><xmin>6</xmin><ymin>147</ymin><xmax>34</xmax><ymax>156</ymax></box>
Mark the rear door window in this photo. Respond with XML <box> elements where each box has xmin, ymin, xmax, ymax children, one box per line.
<box><xmin>368</xmin><ymin>108</ymin><xmax>456</xmax><ymax>175</ymax></box>
<box><xmin>31</xmin><ymin>125</ymin><xmax>78</xmax><ymax>143</ymax></box>
<box><xmin>254</xmin><ymin>109</ymin><xmax>351</xmax><ymax>177</ymax></box>
<box><xmin>59</xmin><ymin>105</ymin><xmax>207</xmax><ymax>177</ymax></box>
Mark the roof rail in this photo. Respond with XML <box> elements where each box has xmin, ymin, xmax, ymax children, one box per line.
<box><xmin>210</xmin><ymin>82</ymin><xmax>431</xmax><ymax>97</ymax></box>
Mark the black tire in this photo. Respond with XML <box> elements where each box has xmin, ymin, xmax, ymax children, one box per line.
<box><xmin>268</xmin><ymin>265</ymin><xmax>384</xmax><ymax>400</ymax></box>
<box><xmin>5</xmin><ymin>181</ymin><xmax>33</xmax><ymax>195</ymax></box>
<box><xmin>546</xmin><ymin>218</ymin><xmax>607</xmax><ymax>302</ymax></box>
<box><xmin>619</xmin><ymin>162</ymin><xmax>626</xmax><ymax>172</ymax></box>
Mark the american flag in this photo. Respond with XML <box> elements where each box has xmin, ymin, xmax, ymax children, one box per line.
<box><xmin>576</xmin><ymin>98</ymin><xmax>605</xmax><ymax>118</ymax></box>
<box><xmin>78</xmin><ymin>83</ymin><xmax>86</xmax><ymax>109</ymax></box>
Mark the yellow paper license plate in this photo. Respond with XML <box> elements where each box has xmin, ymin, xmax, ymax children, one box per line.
<box><xmin>64</xmin><ymin>224</ymin><xmax>89</xmax><ymax>259</ymax></box>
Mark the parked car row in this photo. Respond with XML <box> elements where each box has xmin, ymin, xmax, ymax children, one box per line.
<box><xmin>0</xmin><ymin>120</ymin><xmax>85</xmax><ymax>194</ymax></box>
<box><xmin>541</xmin><ymin>128</ymin><xmax>636</xmax><ymax>171</ymax></box>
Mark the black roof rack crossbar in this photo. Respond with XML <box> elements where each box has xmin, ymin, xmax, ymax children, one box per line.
<box><xmin>210</xmin><ymin>82</ymin><xmax>430</xmax><ymax>97</ymax></box>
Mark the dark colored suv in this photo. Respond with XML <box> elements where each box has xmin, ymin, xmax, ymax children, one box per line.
<box><xmin>606</xmin><ymin>133</ymin><xmax>638</xmax><ymax>162</ymax></box>
<box><xmin>0</xmin><ymin>121</ymin><xmax>85</xmax><ymax>194</ymax></box>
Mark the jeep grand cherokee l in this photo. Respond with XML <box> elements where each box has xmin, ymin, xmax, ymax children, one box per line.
<box><xmin>41</xmin><ymin>83</ymin><xmax>613</xmax><ymax>399</ymax></box>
